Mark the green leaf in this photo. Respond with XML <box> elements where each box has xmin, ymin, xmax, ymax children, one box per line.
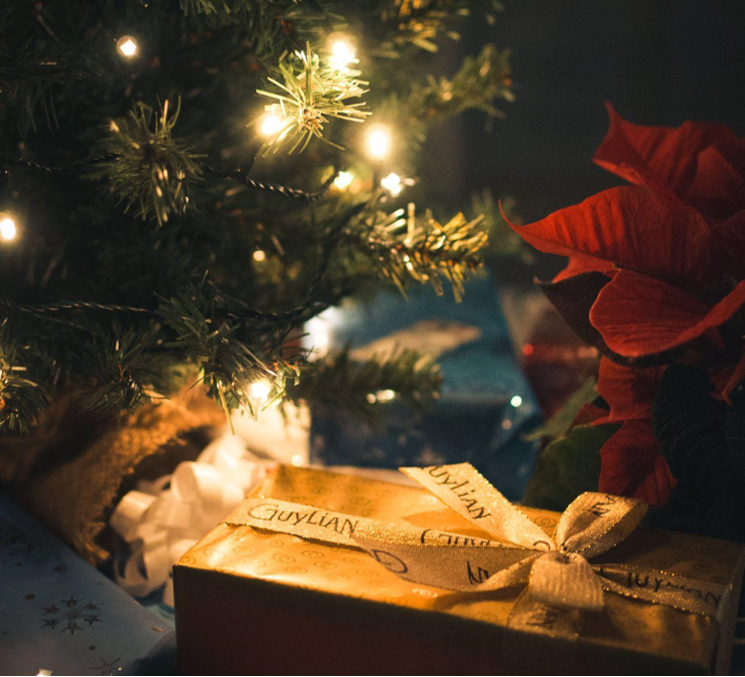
<box><xmin>653</xmin><ymin>365</ymin><xmax>727</xmax><ymax>489</ymax></box>
<box><xmin>521</xmin><ymin>423</ymin><xmax>618</xmax><ymax>511</ymax></box>
<box><xmin>524</xmin><ymin>376</ymin><xmax>597</xmax><ymax>442</ymax></box>
<box><xmin>650</xmin><ymin>364</ymin><xmax>745</xmax><ymax>540</ymax></box>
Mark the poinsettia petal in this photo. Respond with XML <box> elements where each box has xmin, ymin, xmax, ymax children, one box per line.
<box><xmin>594</xmin><ymin>103</ymin><xmax>743</xmax><ymax>212</ymax></box>
<box><xmin>590</xmin><ymin>270</ymin><xmax>745</xmax><ymax>357</ymax></box>
<box><xmin>711</xmin><ymin>209</ymin><xmax>745</xmax><ymax>281</ymax></box>
<box><xmin>683</xmin><ymin>147</ymin><xmax>745</xmax><ymax>223</ymax></box>
<box><xmin>553</xmin><ymin>255</ymin><xmax>614</xmax><ymax>282</ymax></box>
<box><xmin>596</xmin><ymin>358</ymin><xmax>664</xmax><ymax>422</ymax></box>
<box><xmin>593</xmin><ymin>103</ymin><xmax>684</xmax><ymax>208</ymax></box>
<box><xmin>599</xmin><ymin>419</ymin><xmax>676</xmax><ymax>507</ymax></box>
<box><xmin>504</xmin><ymin>186</ymin><xmax>710</xmax><ymax>284</ymax></box>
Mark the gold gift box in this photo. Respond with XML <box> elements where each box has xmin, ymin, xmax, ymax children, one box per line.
<box><xmin>174</xmin><ymin>465</ymin><xmax>745</xmax><ymax>675</ymax></box>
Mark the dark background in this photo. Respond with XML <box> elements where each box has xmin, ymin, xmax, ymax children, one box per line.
<box><xmin>425</xmin><ymin>0</ymin><xmax>745</xmax><ymax>230</ymax></box>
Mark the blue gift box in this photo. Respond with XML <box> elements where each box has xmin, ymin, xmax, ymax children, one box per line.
<box><xmin>0</xmin><ymin>492</ymin><xmax>176</xmax><ymax>676</ymax></box>
<box><xmin>309</xmin><ymin>273</ymin><xmax>541</xmax><ymax>501</ymax></box>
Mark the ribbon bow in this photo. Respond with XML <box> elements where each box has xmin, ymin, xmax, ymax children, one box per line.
<box><xmin>229</xmin><ymin>463</ymin><xmax>729</xmax><ymax>637</ymax></box>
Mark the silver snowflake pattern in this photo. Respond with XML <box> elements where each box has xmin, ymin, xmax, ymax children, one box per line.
<box><xmin>88</xmin><ymin>657</ymin><xmax>121</xmax><ymax>675</ymax></box>
<box><xmin>41</xmin><ymin>596</ymin><xmax>103</xmax><ymax>635</ymax></box>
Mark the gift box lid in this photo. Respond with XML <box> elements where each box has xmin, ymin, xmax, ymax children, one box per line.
<box><xmin>0</xmin><ymin>491</ymin><xmax>176</xmax><ymax>676</ymax></box>
<box><xmin>174</xmin><ymin>465</ymin><xmax>745</xmax><ymax>675</ymax></box>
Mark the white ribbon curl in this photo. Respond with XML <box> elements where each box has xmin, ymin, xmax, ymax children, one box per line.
<box><xmin>110</xmin><ymin>434</ymin><xmax>270</xmax><ymax>604</ymax></box>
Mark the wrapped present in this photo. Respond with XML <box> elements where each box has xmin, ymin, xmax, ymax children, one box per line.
<box><xmin>174</xmin><ymin>464</ymin><xmax>745</xmax><ymax>675</ymax></box>
<box><xmin>308</xmin><ymin>273</ymin><xmax>541</xmax><ymax>500</ymax></box>
<box><xmin>0</xmin><ymin>491</ymin><xmax>176</xmax><ymax>676</ymax></box>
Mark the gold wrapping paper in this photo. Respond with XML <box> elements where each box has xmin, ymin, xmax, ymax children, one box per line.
<box><xmin>174</xmin><ymin>465</ymin><xmax>745</xmax><ymax>675</ymax></box>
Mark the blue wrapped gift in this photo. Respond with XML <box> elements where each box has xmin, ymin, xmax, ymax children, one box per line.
<box><xmin>309</xmin><ymin>273</ymin><xmax>541</xmax><ymax>500</ymax></box>
<box><xmin>0</xmin><ymin>492</ymin><xmax>176</xmax><ymax>676</ymax></box>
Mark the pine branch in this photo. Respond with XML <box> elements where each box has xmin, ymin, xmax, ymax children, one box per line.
<box><xmin>92</xmin><ymin>100</ymin><xmax>203</xmax><ymax>225</ymax></box>
<box><xmin>256</xmin><ymin>42</ymin><xmax>370</xmax><ymax>153</ymax></box>
<box><xmin>377</xmin><ymin>0</ymin><xmax>504</xmax><ymax>55</ymax></box>
<box><xmin>408</xmin><ymin>44</ymin><xmax>513</xmax><ymax>120</ymax></box>
<box><xmin>469</xmin><ymin>189</ymin><xmax>534</xmax><ymax>263</ymax></box>
<box><xmin>347</xmin><ymin>204</ymin><xmax>488</xmax><ymax>301</ymax></box>
<box><xmin>78</xmin><ymin>327</ymin><xmax>163</xmax><ymax>415</ymax></box>
<box><xmin>288</xmin><ymin>347</ymin><xmax>442</xmax><ymax>422</ymax></box>
<box><xmin>0</xmin><ymin>41</ymin><xmax>70</xmax><ymax>133</ymax></box>
<box><xmin>0</xmin><ymin>323</ymin><xmax>50</xmax><ymax>434</ymax></box>
<box><xmin>179</xmin><ymin>0</ymin><xmax>258</xmax><ymax>15</ymax></box>
<box><xmin>155</xmin><ymin>286</ymin><xmax>303</xmax><ymax>418</ymax></box>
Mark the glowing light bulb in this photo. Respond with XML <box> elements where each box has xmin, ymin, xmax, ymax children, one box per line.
<box><xmin>302</xmin><ymin>307</ymin><xmax>341</xmax><ymax>358</ymax></box>
<box><xmin>380</xmin><ymin>172</ymin><xmax>403</xmax><ymax>197</ymax></box>
<box><xmin>329</xmin><ymin>38</ymin><xmax>355</xmax><ymax>70</ymax></box>
<box><xmin>248</xmin><ymin>379</ymin><xmax>272</xmax><ymax>404</ymax></box>
<box><xmin>253</xmin><ymin>249</ymin><xmax>266</xmax><ymax>262</ymax></box>
<box><xmin>259</xmin><ymin>113</ymin><xmax>285</xmax><ymax>138</ymax></box>
<box><xmin>365</xmin><ymin>124</ymin><xmax>392</xmax><ymax>160</ymax></box>
<box><xmin>510</xmin><ymin>395</ymin><xmax>523</xmax><ymax>408</ymax></box>
<box><xmin>117</xmin><ymin>36</ymin><xmax>139</xmax><ymax>58</ymax></box>
<box><xmin>333</xmin><ymin>171</ymin><xmax>354</xmax><ymax>191</ymax></box>
<box><xmin>0</xmin><ymin>215</ymin><xmax>17</xmax><ymax>242</ymax></box>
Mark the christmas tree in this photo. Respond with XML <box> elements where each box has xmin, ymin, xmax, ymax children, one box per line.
<box><xmin>0</xmin><ymin>0</ymin><xmax>513</xmax><ymax>435</ymax></box>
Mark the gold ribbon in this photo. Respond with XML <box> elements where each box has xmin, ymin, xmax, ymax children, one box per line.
<box><xmin>225</xmin><ymin>463</ymin><xmax>730</xmax><ymax>641</ymax></box>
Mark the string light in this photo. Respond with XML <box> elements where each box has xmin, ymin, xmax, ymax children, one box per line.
<box><xmin>252</xmin><ymin>249</ymin><xmax>267</xmax><ymax>262</ymax></box>
<box><xmin>0</xmin><ymin>214</ymin><xmax>17</xmax><ymax>242</ymax></box>
<box><xmin>328</xmin><ymin>35</ymin><xmax>356</xmax><ymax>70</ymax></box>
<box><xmin>117</xmin><ymin>36</ymin><xmax>139</xmax><ymax>59</ymax></box>
<box><xmin>303</xmin><ymin>307</ymin><xmax>341</xmax><ymax>358</ymax></box>
<box><xmin>366</xmin><ymin>389</ymin><xmax>397</xmax><ymax>404</ymax></box>
<box><xmin>259</xmin><ymin>113</ymin><xmax>287</xmax><ymax>138</ymax></box>
<box><xmin>364</xmin><ymin>123</ymin><xmax>392</xmax><ymax>160</ymax></box>
<box><xmin>510</xmin><ymin>395</ymin><xmax>523</xmax><ymax>408</ymax></box>
<box><xmin>333</xmin><ymin>171</ymin><xmax>354</xmax><ymax>191</ymax></box>
<box><xmin>248</xmin><ymin>379</ymin><xmax>272</xmax><ymax>405</ymax></box>
<box><xmin>380</xmin><ymin>172</ymin><xmax>403</xmax><ymax>196</ymax></box>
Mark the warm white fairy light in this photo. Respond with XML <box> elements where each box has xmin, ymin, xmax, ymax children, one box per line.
<box><xmin>333</xmin><ymin>170</ymin><xmax>354</xmax><ymax>191</ymax></box>
<box><xmin>303</xmin><ymin>306</ymin><xmax>341</xmax><ymax>358</ymax></box>
<box><xmin>380</xmin><ymin>172</ymin><xmax>403</xmax><ymax>196</ymax></box>
<box><xmin>117</xmin><ymin>36</ymin><xmax>139</xmax><ymax>58</ymax></box>
<box><xmin>365</xmin><ymin>123</ymin><xmax>392</xmax><ymax>160</ymax></box>
<box><xmin>259</xmin><ymin>113</ymin><xmax>287</xmax><ymax>138</ymax></box>
<box><xmin>248</xmin><ymin>379</ymin><xmax>272</xmax><ymax>405</ymax></box>
<box><xmin>253</xmin><ymin>249</ymin><xmax>267</xmax><ymax>262</ymax></box>
<box><xmin>366</xmin><ymin>389</ymin><xmax>397</xmax><ymax>404</ymax></box>
<box><xmin>0</xmin><ymin>215</ymin><xmax>17</xmax><ymax>242</ymax></box>
<box><xmin>510</xmin><ymin>395</ymin><xmax>523</xmax><ymax>407</ymax></box>
<box><xmin>329</xmin><ymin>37</ymin><xmax>356</xmax><ymax>70</ymax></box>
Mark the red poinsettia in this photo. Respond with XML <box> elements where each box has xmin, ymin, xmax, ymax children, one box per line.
<box><xmin>507</xmin><ymin>106</ymin><xmax>745</xmax><ymax>507</ymax></box>
<box><xmin>594</xmin><ymin>102</ymin><xmax>745</xmax><ymax>224</ymax></box>
<box><xmin>594</xmin><ymin>358</ymin><xmax>673</xmax><ymax>506</ymax></box>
